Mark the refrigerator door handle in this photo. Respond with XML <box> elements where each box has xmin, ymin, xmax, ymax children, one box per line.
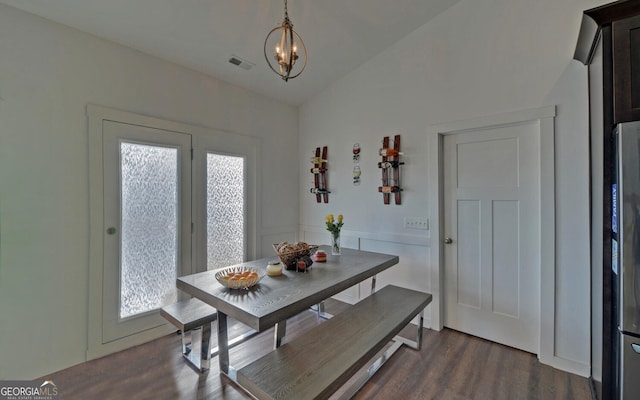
<box><xmin>631</xmin><ymin>343</ymin><xmax>640</xmax><ymax>354</ymax></box>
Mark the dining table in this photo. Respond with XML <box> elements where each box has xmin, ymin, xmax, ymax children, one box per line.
<box><xmin>176</xmin><ymin>245</ymin><xmax>400</xmax><ymax>381</ymax></box>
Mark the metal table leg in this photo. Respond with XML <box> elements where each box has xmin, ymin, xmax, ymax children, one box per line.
<box><xmin>218</xmin><ymin>312</ymin><xmax>288</xmax><ymax>383</ymax></box>
<box><xmin>210</xmin><ymin>329</ymin><xmax>260</xmax><ymax>358</ymax></box>
<box><xmin>313</xmin><ymin>301</ymin><xmax>333</xmax><ymax>319</ymax></box>
<box><xmin>274</xmin><ymin>320</ymin><xmax>287</xmax><ymax>348</ymax></box>
<box><xmin>217</xmin><ymin>311</ymin><xmax>231</xmax><ymax>376</ymax></box>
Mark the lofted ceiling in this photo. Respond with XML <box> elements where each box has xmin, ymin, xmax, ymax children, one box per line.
<box><xmin>0</xmin><ymin>0</ymin><xmax>461</xmax><ymax>105</ymax></box>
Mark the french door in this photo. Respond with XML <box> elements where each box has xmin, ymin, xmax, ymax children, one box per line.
<box><xmin>88</xmin><ymin>105</ymin><xmax>257</xmax><ymax>358</ymax></box>
<box><xmin>102</xmin><ymin>120</ymin><xmax>192</xmax><ymax>343</ymax></box>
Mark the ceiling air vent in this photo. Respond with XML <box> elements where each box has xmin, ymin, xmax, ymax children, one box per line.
<box><xmin>228</xmin><ymin>55</ymin><xmax>254</xmax><ymax>71</ymax></box>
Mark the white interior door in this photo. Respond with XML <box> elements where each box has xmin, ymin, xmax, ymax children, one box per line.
<box><xmin>102</xmin><ymin>120</ymin><xmax>192</xmax><ymax>343</ymax></box>
<box><xmin>443</xmin><ymin>122</ymin><xmax>540</xmax><ymax>353</ymax></box>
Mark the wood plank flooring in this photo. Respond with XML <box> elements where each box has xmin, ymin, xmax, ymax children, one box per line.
<box><xmin>41</xmin><ymin>299</ymin><xmax>592</xmax><ymax>400</ymax></box>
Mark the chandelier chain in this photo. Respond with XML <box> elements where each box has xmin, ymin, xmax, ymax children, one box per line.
<box><xmin>283</xmin><ymin>0</ymin><xmax>291</xmax><ymax>25</ymax></box>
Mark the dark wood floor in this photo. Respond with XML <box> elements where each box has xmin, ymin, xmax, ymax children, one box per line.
<box><xmin>42</xmin><ymin>300</ymin><xmax>592</xmax><ymax>399</ymax></box>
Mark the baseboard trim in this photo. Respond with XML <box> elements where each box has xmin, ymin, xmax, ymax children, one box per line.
<box><xmin>550</xmin><ymin>355</ymin><xmax>590</xmax><ymax>378</ymax></box>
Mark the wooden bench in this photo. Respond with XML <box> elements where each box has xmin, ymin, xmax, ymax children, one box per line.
<box><xmin>237</xmin><ymin>285</ymin><xmax>432</xmax><ymax>400</ymax></box>
<box><xmin>160</xmin><ymin>298</ymin><xmax>217</xmax><ymax>372</ymax></box>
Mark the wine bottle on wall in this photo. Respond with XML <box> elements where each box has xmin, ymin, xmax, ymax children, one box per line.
<box><xmin>378</xmin><ymin>186</ymin><xmax>402</xmax><ymax>193</ymax></box>
<box><xmin>310</xmin><ymin>156</ymin><xmax>327</xmax><ymax>164</ymax></box>
<box><xmin>378</xmin><ymin>160</ymin><xmax>404</xmax><ymax>169</ymax></box>
<box><xmin>378</xmin><ymin>148</ymin><xmax>404</xmax><ymax>157</ymax></box>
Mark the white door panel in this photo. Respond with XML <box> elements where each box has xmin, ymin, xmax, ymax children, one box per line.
<box><xmin>492</xmin><ymin>200</ymin><xmax>520</xmax><ymax>318</ymax></box>
<box><xmin>455</xmin><ymin>199</ymin><xmax>481</xmax><ymax>309</ymax></box>
<box><xmin>444</xmin><ymin>122</ymin><xmax>540</xmax><ymax>353</ymax></box>
<box><xmin>456</xmin><ymin>137</ymin><xmax>519</xmax><ymax>188</ymax></box>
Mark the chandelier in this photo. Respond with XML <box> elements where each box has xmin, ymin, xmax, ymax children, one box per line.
<box><xmin>264</xmin><ymin>0</ymin><xmax>307</xmax><ymax>81</ymax></box>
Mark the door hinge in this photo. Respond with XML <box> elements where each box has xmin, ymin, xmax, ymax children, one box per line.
<box><xmin>190</xmin><ymin>148</ymin><xmax>194</xmax><ymax>160</ymax></box>
<box><xmin>191</xmin><ymin>222</ymin><xmax>194</xmax><ymax>234</ymax></box>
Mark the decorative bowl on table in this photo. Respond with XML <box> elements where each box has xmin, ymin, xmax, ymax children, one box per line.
<box><xmin>215</xmin><ymin>266</ymin><xmax>265</xmax><ymax>289</ymax></box>
<box><xmin>273</xmin><ymin>242</ymin><xmax>318</xmax><ymax>270</ymax></box>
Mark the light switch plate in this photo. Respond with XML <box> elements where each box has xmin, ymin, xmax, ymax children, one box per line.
<box><xmin>404</xmin><ymin>217</ymin><xmax>429</xmax><ymax>230</ymax></box>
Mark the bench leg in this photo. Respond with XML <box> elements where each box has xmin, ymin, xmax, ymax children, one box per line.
<box><xmin>390</xmin><ymin>310</ymin><xmax>425</xmax><ymax>350</ymax></box>
<box><xmin>200</xmin><ymin>322</ymin><xmax>212</xmax><ymax>370</ymax></box>
<box><xmin>180</xmin><ymin>322</ymin><xmax>212</xmax><ymax>372</ymax></box>
<box><xmin>416</xmin><ymin>310</ymin><xmax>424</xmax><ymax>350</ymax></box>
<box><xmin>181</xmin><ymin>329</ymin><xmax>193</xmax><ymax>359</ymax></box>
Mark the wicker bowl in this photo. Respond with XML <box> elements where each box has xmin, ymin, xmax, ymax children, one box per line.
<box><xmin>273</xmin><ymin>243</ymin><xmax>318</xmax><ymax>269</ymax></box>
<box><xmin>215</xmin><ymin>266</ymin><xmax>265</xmax><ymax>290</ymax></box>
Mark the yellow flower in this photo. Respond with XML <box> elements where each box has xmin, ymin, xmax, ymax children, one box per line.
<box><xmin>338</xmin><ymin>214</ymin><xmax>343</xmax><ymax>223</ymax></box>
<box><xmin>326</xmin><ymin>214</ymin><xmax>334</xmax><ymax>223</ymax></box>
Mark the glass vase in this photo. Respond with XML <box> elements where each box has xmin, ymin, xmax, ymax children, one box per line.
<box><xmin>331</xmin><ymin>234</ymin><xmax>341</xmax><ymax>255</ymax></box>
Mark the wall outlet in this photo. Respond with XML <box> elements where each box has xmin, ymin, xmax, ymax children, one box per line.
<box><xmin>404</xmin><ymin>217</ymin><xmax>429</xmax><ymax>230</ymax></box>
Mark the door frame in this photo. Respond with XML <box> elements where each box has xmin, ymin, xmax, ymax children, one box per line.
<box><xmin>88</xmin><ymin>105</ymin><xmax>192</xmax><ymax>359</ymax></box>
<box><xmin>426</xmin><ymin>106</ymin><xmax>556</xmax><ymax>365</ymax></box>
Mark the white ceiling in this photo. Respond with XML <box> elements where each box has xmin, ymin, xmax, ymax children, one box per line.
<box><xmin>0</xmin><ymin>0</ymin><xmax>461</xmax><ymax>105</ymax></box>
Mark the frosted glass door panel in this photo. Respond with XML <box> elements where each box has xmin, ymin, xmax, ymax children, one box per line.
<box><xmin>120</xmin><ymin>143</ymin><xmax>178</xmax><ymax>319</ymax></box>
<box><xmin>207</xmin><ymin>154</ymin><xmax>245</xmax><ymax>270</ymax></box>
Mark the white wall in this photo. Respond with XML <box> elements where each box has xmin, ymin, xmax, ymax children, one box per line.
<box><xmin>0</xmin><ymin>5</ymin><xmax>299</xmax><ymax>379</ymax></box>
<box><xmin>299</xmin><ymin>0</ymin><xmax>610</xmax><ymax>375</ymax></box>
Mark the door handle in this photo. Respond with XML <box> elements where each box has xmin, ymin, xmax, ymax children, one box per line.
<box><xmin>444</xmin><ymin>237</ymin><xmax>453</xmax><ymax>244</ymax></box>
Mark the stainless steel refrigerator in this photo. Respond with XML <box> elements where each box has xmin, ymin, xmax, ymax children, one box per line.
<box><xmin>613</xmin><ymin>120</ymin><xmax>640</xmax><ymax>400</ymax></box>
